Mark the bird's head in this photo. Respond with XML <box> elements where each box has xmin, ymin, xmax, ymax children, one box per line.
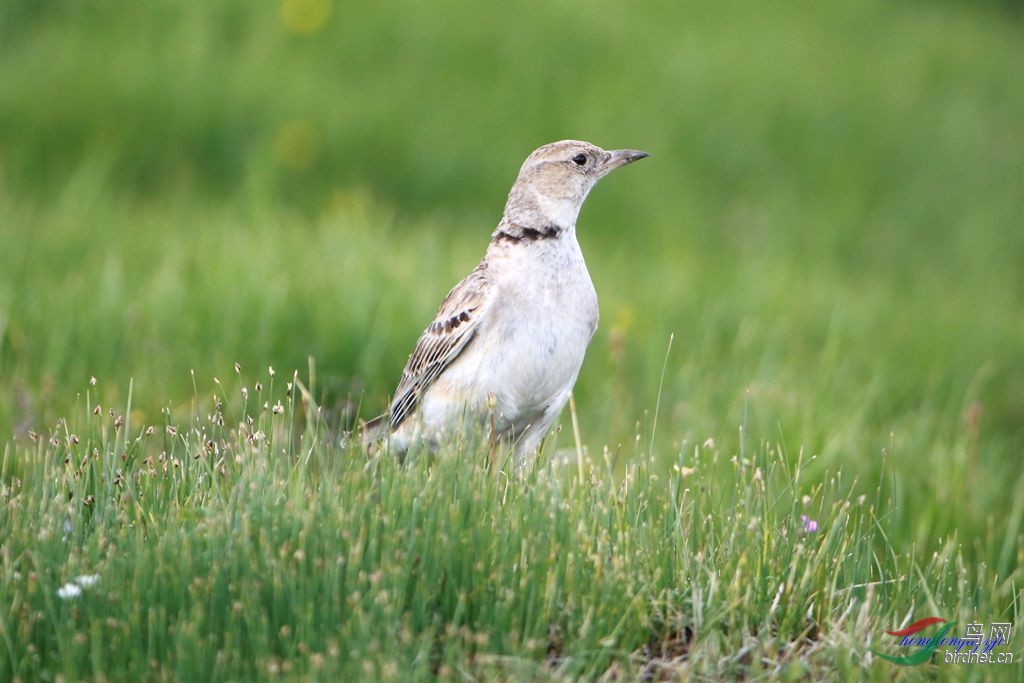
<box><xmin>503</xmin><ymin>140</ymin><xmax>649</xmax><ymax>230</ymax></box>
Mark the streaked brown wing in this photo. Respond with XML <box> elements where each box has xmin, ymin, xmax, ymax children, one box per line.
<box><xmin>388</xmin><ymin>262</ymin><xmax>491</xmax><ymax>430</ymax></box>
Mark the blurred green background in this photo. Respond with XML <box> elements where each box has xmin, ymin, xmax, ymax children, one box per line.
<box><xmin>1</xmin><ymin>1</ymin><xmax>1022</xmax><ymax>563</ymax></box>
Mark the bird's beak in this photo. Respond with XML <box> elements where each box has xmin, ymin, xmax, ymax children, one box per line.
<box><xmin>599</xmin><ymin>149</ymin><xmax>650</xmax><ymax>176</ymax></box>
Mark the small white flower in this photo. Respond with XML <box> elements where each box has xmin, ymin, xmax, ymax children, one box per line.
<box><xmin>75</xmin><ymin>574</ymin><xmax>100</xmax><ymax>588</ymax></box>
<box><xmin>57</xmin><ymin>573</ymin><xmax>101</xmax><ymax>599</ymax></box>
<box><xmin>57</xmin><ymin>583</ymin><xmax>82</xmax><ymax>600</ymax></box>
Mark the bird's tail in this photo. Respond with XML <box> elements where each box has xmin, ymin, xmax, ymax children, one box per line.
<box><xmin>360</xmin><ymin>414</ymin><xmax>390</xmax><ymax>444</ymax></box>
<box><xmin>341</xmin><ymin>414</ymin><xmax>390</xmax><ymax>452</ymax></box>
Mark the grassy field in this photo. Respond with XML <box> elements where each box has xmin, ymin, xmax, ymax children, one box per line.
<box><xmin>2</xmin><ymin>0</ymin><xmax>1023</xmax><ymax>680</ymax></box>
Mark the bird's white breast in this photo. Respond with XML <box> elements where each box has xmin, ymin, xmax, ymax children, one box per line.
<box><xmin>476</xmin><ymin>235</ymin><xmax>596</xmax><ymax>417</ymax></box>
<box><xmin>418</xmin><ymin>232</ymin><xmax>598</xmax><ymax>437</ymax></box>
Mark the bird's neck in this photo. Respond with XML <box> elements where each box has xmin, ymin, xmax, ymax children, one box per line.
<box><xmin>498</xmin><ymin>184</ymin><xmax>585</xmax><ymax>239</ymax></box>
<box><xmin>491</xmin><ymin>221</ymin><xmax>564</xmax><ymax>244</ymax></box>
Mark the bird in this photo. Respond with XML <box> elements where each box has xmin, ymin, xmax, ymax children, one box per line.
<box><xmin>363</xmin><ymin>140</ymin><xmax>649</xmax><ymax>468</ymax></box>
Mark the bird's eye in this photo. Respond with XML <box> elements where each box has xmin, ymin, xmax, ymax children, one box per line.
<box><xmin>571</xmin><ymin>154</ymin><xmax>588</xmax><ymax>166</ymax></box>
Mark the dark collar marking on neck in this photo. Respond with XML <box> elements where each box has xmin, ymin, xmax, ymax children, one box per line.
<box><xmin>493</xmin><ymin>224</ymin><xmax>562</xmax><ymax>243</ymax></box>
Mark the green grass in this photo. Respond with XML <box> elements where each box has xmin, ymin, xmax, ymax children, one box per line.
<box><xmin>2</xmin><ymin>0</ymin><xmax>1023</xmax><ymax>679</ymax></box>
<box><xmin>3</xmin><ymin>373</ymin><xmax>1017</xmax><ymax>681</ymax></box>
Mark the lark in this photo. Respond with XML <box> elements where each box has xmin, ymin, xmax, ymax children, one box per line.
<box><xmin>364</xmin><ymin>140</ymin><xmax>649</xmax><ymax>466</ymax></box>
